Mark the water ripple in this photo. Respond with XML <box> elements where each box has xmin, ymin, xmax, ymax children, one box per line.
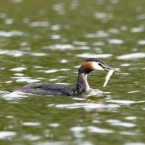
<box><xmin>94</xmin><ymin>12</ymin><xmax>113</xmax><ymax>20</ymax></box>
<box><xmin>55</xmin><ymin>103</ymin><xmax>119</xmax><ymax>110</ymax></box>
<box><xmin>138</xmin><ymin>40</ymin><xmax>145</xmax><ymax>45</ymax></box>
<box><xmin>5</xmin><ymin>18</ymin><xmax>14</xmax><ymax>24</ymax></box>
<box><xmin>48</xmin><ymin>44</ymin><xmax>74</xmax><ymax>50</ymax></box>
<box><xmin>10</xmin><ymin>67</ymin><xmax>27</xmax><ymax>72</ymax></box>
<box><xmin>137</xmin><ymin>13</ymin><xmax>145</xmax><ymax>20</ymax></box>
<box><xmin>52</xmin><ymin>3</ymin><xmax>65</xmax><ymax>15</ymax></box>
<box><xmin>36</xmin><ymin>141</ymin><xmax>70</xmax><ymax>145</ymax></box>
<box><xmin>87</xmin><ymin>126</ymin><xmax>114</xmax><ymax>133</ymax></box>
<box><xmin>109</xmin><ymin>122</ymin><xmax>135</xmax><ymax>127</ymax></box>
<box><xmin>131</xmin><ymin>27</ymin><xmax>144</xmax><ymax>33</ymax></box>
<box><xmin>0</xmin><ymin>131</ymin><xmax>17</xmax><ymax>139</ymax></box>
<box><xmin>0</xmin><ymin>30</ymin><xmax>23</xmax><ymax>37</ymax></box>
<box><xmin>108</xmin><ymin>28</ymin><xmax>119</xmax><ymax>34</ymax></box>
<box><xmin>106</xmin><ymin>119</ymin><xmax>136</xmax><ymax>127</ymax></box>
<box><xmin>70</xmin><ymin>126</ymin><xmax>85</xmax><ymax>132</ymax></box>
<box><xmin>73</xmin><ymin>41</ymin><xmax>87</xmax><ymax>45</ymax></box>
<box><xmin>121</xmin><ymin>63</ymin><xmax>131</xmax><ymax>67</ymax></box>
<box><xmin>76</xmin><ymin>53</ymin><xmax>112</xmax><ymax>58</ymax></box>
<box><xmin>29</xmin><ymin>21</ymin><xmax>49</xmax><ymax>27</ymax></box>
<box><xmin>0</xmin><ymin>49</ymin><xmax>47</xmax><ymax>57</ymax></box>
<box><xmin>49</xmin><ymin>123</ymin><xmax>60</xmax><ymax>128</ymax></box>
<box><xmin>1</xmin><ymin>91</ymin><xmax>28</xmax><ymax>100</ymax></box>
<box><xmin>106</xmin><ymin>100</ymin><xmax>145</xmax><ymax>106</ymax></box>
<box><xmin>22</xmin><ymin>122</ymin><xmax>41</xmax><ymax>126</ymax></box>
<box><xmin>117</xmin><ymin>52</ymin><xmax>145</xmax><ymax>60</ymax></box>
<box><xmin>11</xmin><ymin>0</ymin><xmax>22</xmax><ymax>3</ymax></box>
<box><xmin>51</xmin><ymin>25</ymin><xmax>61</xmax><ymax>31</ymax></box>
<box><xmin>125</xmin><ymin>142</ymin><xmax>145</xmax><ymax>145</ymax></box>
<box><xmin>0</xmin><ymin>49</ymin><xmax>24</xmax><ymax>57</ymax></box>
<box><xmin>44</xmin><ymin>69</ymin><xmax>58</xmax><ymax>74</ymax></box>
<box><xmin>60</xmin><ymin>59</ymin><xmax>68</xmax><ymax>63</ymax></box>
<box><xmin>12</xmin><ymin>76</ymin><xmax>41</xmax><ymax>83</ymax></box>
<box><xmin>51</xmin><ymin>34</ymin><xmax>61</xmax><ymax>40</ymax></box>
<box><xmin>30</xmin><ymin>53</ymin><xmax>47</xmax><ymax>56</ymax></box>
<box><xmin>119</xmin><ymin>131</ymin><xmax>137</xmax><ymax>135</ymax></box>
<box><xmin>93</xmin><ymin>42</ymin><xmax>104</xmax><ymax>46</ymax></box>
<box><xmin>23</xmin><ymin>134</ymin><xmax>41</xmax><ymax>141</ymax></box>
<box><xmin>125</xmin><ymin>116</ymin><xmax>137</xmax><ymax>120</ymax></box>
<box><xmin>106</xmin><ymin>100</ymin><xmax>135</xmax><ymax>105</ymax></box>
<box><xmin>0</xmin><ymin>13</ymin><xmax>7</xmax><ymax>18</ymax></box>
<box><xmin>109</xmin><ymin>39</ymin><xmax>124</xmax><ymax>44</ymax></box>
<box><xmin>85</xmin><ymin>31</ymin><xmax>109</xmax><ymax>38</ymax></box>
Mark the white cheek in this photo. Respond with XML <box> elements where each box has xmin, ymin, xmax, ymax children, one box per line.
<box><xmin>92</xmin><ymin>62</ymin><xmax>104</xmax><ymax>70</ymax></box>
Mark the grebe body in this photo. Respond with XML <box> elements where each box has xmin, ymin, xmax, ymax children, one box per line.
<box><xmin>14</xmin><ymin>58</ymin><xmax>117</xmax><ymax>96</ymax></box>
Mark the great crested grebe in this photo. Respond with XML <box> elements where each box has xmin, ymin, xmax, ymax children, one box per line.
<box><xmin>14</xmin><ymin>58</ymin><xmax>118</xmax><ymax>96</ymax></box>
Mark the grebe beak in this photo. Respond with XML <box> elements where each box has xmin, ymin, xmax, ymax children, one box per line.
<box><xmin>98</xmin><ymin>63</ymin><xmax>119</xmax><ymax>74</ymax></box>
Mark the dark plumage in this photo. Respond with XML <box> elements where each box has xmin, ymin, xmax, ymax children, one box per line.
<box><xmin>15</xmin><ymin>83</ymin><xmax>76</xmax><ymax>96</ymax></box>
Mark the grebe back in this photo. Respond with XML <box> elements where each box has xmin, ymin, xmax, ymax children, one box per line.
<box><xmin>14</xmin><ymin>58</ymin><xmax>118</xmax><ymax>96</ymax></box>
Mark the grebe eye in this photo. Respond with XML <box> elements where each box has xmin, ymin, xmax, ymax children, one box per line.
<box><xmin>98</xmin><ymin>63</ymin><xmax>102</xmax><ymax>66</ymax></box>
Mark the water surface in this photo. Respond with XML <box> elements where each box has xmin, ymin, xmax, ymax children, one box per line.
<box><xmin>0</xmin><ymin>0</ymin><xmax>145</xmax><ymax>145</ymax></box>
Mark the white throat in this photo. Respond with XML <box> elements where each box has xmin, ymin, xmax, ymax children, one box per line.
<box><xmin>84</xmin><ymin>74</ymin><xmax>90</xmax><ymax>92</ymax></box>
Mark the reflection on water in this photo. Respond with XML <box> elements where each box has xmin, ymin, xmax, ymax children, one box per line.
<box><xmin>108</xmin><ymin>39</ymin><xmax>124</xmax><ymax>44</ymax></box>
<box><xmin>76</xmin><ymin>53</ymin><xmax>112</xmax><ymax>58</ymax></box>
<box><xmin>0</xmin><ymin>30</ymin><xmax>23</xmax><ymax>37</ymax></box>
<box><xmin>55</xmin><ymin>102</ymin><xmax>119</xmax><ymax>110</ymax></box>
<box><xmin>0</xmin><ymin>131</ymin><xmax>17</xmax><ymax>139</ymax></box>
<box><xmin>117</xmin><ymin>52</ymin><xmax>145</xmax><ymax>60</ymax></box>
<box><xmin>0</xmin><ymin>49</ymin><xmax>47</xmax><ymax>57</ymax></box>
<box><xmin>1</xmin><ymin>91</ymin><xmax>28</xmax><ymax>100</ymax></box>
<box><xmin>29</xmin><ymin>21</ymin><xmax>50</xmax><ymax>27</ymax></box>
<box><xmin>0</xmin><ymin>0</ymin><xmax>145</xmax><ymax>144</ymax></box>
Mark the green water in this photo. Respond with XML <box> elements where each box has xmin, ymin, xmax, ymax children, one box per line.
<box><xmin>0</xmin><ymin>0</ymin><xmax>145</xmax><ymax>145</ymax></box>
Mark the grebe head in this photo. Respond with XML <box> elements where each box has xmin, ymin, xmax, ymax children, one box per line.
<box><xmin>80</xmin><ymin>58</ymin><xmax>118</xmax><ymax>74</ymax></box>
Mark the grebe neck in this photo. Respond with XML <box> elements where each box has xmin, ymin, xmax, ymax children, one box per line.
<box><xmin>75</xmin><ymin>72</ymin><xmax>90</xmax><ymax>95</ymax></box>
